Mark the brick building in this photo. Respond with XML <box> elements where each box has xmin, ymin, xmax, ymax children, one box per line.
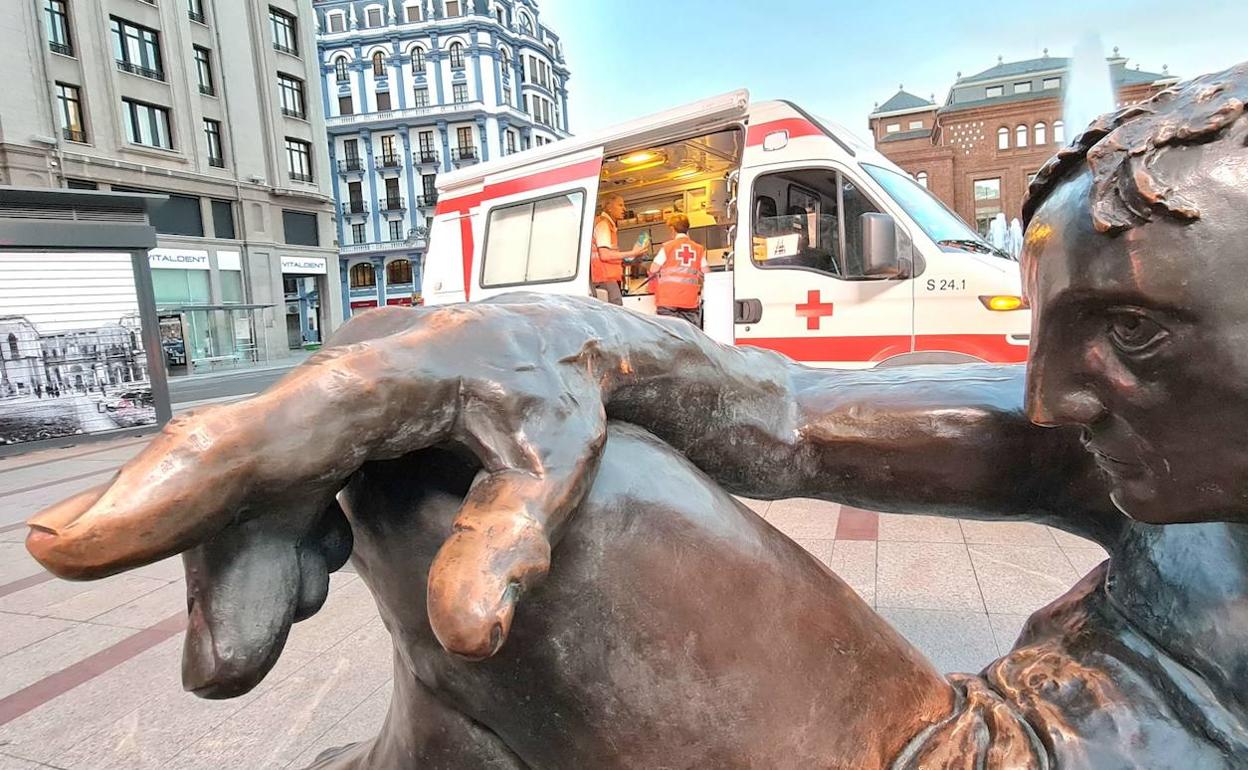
<box><xmin>868</xmin><ymin>51</ymin><xmax>1176</xmax><ymax>235</ymax></box>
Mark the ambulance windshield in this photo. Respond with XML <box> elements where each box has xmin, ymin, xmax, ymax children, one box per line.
<box><xmin>862</xmin><ymin>164</ymin><xmax>1009</xmax><ymax>259</ymax></box>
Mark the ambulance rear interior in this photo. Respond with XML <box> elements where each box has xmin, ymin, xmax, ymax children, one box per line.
<box><xmin>424</xmin><ymin>91</ymin><xmax>1030</xmax><ymax>367</ymax></box>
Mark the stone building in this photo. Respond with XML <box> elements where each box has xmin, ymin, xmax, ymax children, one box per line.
<box><xmin>313</xmin><ymin>0</ymin><xmax>571</xmax><ymax>316</ymax></box>
<box><xmin>868</xmin><ymin>51</ymin><xmax>1176</xmax><ymax>234</ymax></box>
<box><xmin>0</xmin><ymin>0</ymin><xmax>343</xmax><ymax>374</ymax></box>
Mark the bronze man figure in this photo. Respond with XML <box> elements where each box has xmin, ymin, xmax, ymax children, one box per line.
<box><xmin>25</xmin><ymin>62</ymin><xmax>1248</xmax><ymax>768</ymax></box>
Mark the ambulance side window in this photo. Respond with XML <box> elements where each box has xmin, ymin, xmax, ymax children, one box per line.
<box><xmin>481</xmin><ymin>190</ymin><xmax>585</xmax><ymax>287</ymax></box>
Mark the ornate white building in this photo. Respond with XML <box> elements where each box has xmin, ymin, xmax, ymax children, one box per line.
<box><xmin>314</xmin><ymin>0</ymin><xmax>572</xmax><ymax>316</ymax></box>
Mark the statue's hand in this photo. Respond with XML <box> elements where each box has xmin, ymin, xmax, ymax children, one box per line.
<box><xmin>26</xmin><ymin>301</ymin><xmax>609</xmax><ymax>661</ymax></box>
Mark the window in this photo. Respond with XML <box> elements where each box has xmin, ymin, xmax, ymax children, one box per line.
<box><xmin>446</xmin><ymin>0</ymin><xmax>461</xmax><ymax>16</ymax></box>
<box><xmin>221</xmin><ymin>270</ymin><xmax>243</xmax><ymax>303</ymax></box>
<box><xmin>388</xmin><ymin>220</ymin><xmax>404</xmax><ymax>241</ymax></box>
<box><xmin>387</xmin><ymin>259</ymin><xmax>412</xmax><ymax>283</ymax></box>
<box><xmin>751</xmin><ymin>170</ymin><xmax>883</xmax><ymax>279</ymax></box>
<box><xmin>326</xmin><ymin>12</ymin><xmax>345</xmax><ymax>33</ymax></box>
<box><xmin>1043</xmin><ymin>77</ymin><xmax>1061</xmax><ymax>90</ymax></box>
<box><xmin>350</xmin><ymin>261</ymin><xmax>374</xmax><ymax>286</ymax></box>
<box><xmin>188</xmin><ymin>0</ymin><xmax>206</xmax><ymax>24</ymax></box>
<box><xmin>285</xmin><ymin>138</ymin><xmax>313</xmax><ymax>182</ymax></box>
<box><xmin>204</xmin><ymin>119</ymin><xmax>224</xmax><ymax>166</ymax></box>
<box><xmin>916</xmin><ymin>171</ymin><xmax>928</xmax><ymax>188</ymax></box>
<box><xmin>1034</xmin><ymin>122</ymin><xmax>1047</xmax><ymax>145</ymax></box>
<box><xmin>334</xmin><ymin>56</ymin><xmax>349</xmax><ymax>82</ymax></box>
<box><xmin>422</xmin><ymin>174</ymin><xmax>436</xmax><ymax>199</ymax></box>
<box><xmin>1053</xmin><ymin>120</ymin><xmax>1065</xmax><ymax>145</ymax></box>
<box><xmin>505</xmin><ymin>131</ymin><xmax>516</xmax><ymax>155</ymax></box>
<box><xmin>212</xmin><ymin>200</ymin><xmax>235</xmax><ymax>238</ymax></box>
<box><xmin>380</xmin><ymin>134</ymin><xmax>398</xmax><ymax>164</ymax></box>
<box><xmin>908</xmin><ymin>120</ymin><xmax>923</xmax><ymax>130</ymax></box>
<box><xmin>113</xmin><ymin>187</ymin><xmax>204</xmax><ymax>236</ymax></box>
<box><xmin>418</xmin><ymin>131</ymin><xmax>435</xmax><ymax>160</ymax></box>
<box><xmin>453</xmin><ymin>82</ymin><xmax>468</xmax><ymax>104</ymax></box>
<box><xmin>269</xmin><ymin>7</ymin><xmax>297</xmax><ymax>55</ymax></box>
<box><xmin>1015</xmin><ymin>124</ymin><xmax>1028</xmax><ymax>147</ymax></box>
<box><xmin>338</xmin><ymin>94</ymin><xmax>354</xmax><ymax>115</ymax></box>
<box><xmin>283</xmin><ymin>210</ymin><xmax>319</xmax><ymax>245</ymax></box>
<box><xmin>456</xmin><ymin>126</ymin><xmax>474</xmax><ymax>154</ymax></box>
<box><xmin>519</xmin><ymin>12</ymin><xmax>533</xmax><ymax>35</ymax></box>
<box><xmin>502</xmin><ymin>84</ymin><xmax>512</xmax><ymax>106</ymax></box>
<box><xmin>66</xmin><ymin>179</ymin><xmax>97</xmax><ymax>189</ymax></box>
<box><xmin>372</xmin><ymin>51</ymin><xmax>385</xmax><ymax>77</ymax></box>
<box><xmin>973</xmin><ymin>178</ymin><xmax>1001</xmax><ymax>201</ymax></box>
<box><xmin>885</xmin><ymin>123</ymin><xmax>900</xmax><ymax>134</ymax></box>
<box><xmin>413</xmin><ymin>87</ymin><xmax>429</xmax><ymax>108</ymax></box>
<box><xmin>278</xmin><ymin>73</ymin><xmax>306</xmax><ymax>118</ymax></box>
<box><xmin>366</xmin><ymin>7</ymin><xmax>383</xmax><ymax>27</ymax></box>
<box><xmin>122</xmin><ymin>99</ymin><xmax>172</xmax><ymax>149</ymax></box>
<box><xmin>376</xmin><ymin>91</ymin><xmax>391</xmax><ymax>111</ymax></box>
<box><xmin>351</xmin><ymin>223</ymin><xmax>367</xmax><ymax>244</ymax></box>
<box><xmin>997</xmin><ymin>126</ymin><xmax>1009</xmax><ymax>150</ymax></box>
<box><xmin>1014</xmin><ymin>81</ymin><xmax>1032</xmax><ymax>94</ymax></box>
<box><xmin>411</xmin><ymin>47</ymin><xmax>425</xmax><ymax>70</ymax></box>
<box><xmin>482</xmin><ymin>191</ymin><xmax>584</xmax><ymax>286</ymax></box>
<box><xmin>404</xmin><ymin>3</ymin><xmax>421</xmax><ymax>22</ymax></box>
<box><xmin>55</xmin><ymin>83</ymin><xmax>86</xmax><ymax>143</ymax></box>
<box><xmin>194</xmin><ymin>46</ymin><xmax>214</xmax><ymax>95</ymax></box>
<box><xmin>45</xmin><ymin>0</ymin><xmax>73</xmax><ymax>55</ymax></box>
<box><xmin>499</xmin><ymin>48</ymin><xmax>511</xmax><ymax>71</ymax></box>
<box><xmin>347</xmin><ymin>181</ymin><xmax>363</xmax><ymax>209</ymax></box>
<box><xmin>111</xmin><ymin>17</ymin><xmax>164</xmax><ymax>80</ymax></box>
<box><xmin>449</xmin><ymin>42</ymin><xmax>464</xmax><ymax>69</ymax></box>
<box><xmin>985</xmin><ymin>85</ymin><xmax>1004</xmax><ymax>98</ymax></box>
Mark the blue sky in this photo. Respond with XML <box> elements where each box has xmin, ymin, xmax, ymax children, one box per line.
<box><xmin>540</xmin><ymin>0</ymin><xmax>1248</xmax><ymax>139</ymax></box>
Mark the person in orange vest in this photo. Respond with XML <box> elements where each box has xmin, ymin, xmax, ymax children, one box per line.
<box><xmin>591</xmin><ymin>194</ymin><xmax>646</xmax><ymax>305</ymax></box>
<box><xmin>648</xmin><ymin>213</ymin><xmax>708</xmax><ymax>327</ymax></box>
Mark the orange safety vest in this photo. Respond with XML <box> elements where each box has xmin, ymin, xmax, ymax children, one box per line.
<box><xmin>590</xmin><ymin>213</ymin><xmax>623</xmax><ymax>283</ymax></box>
<box><xmin>654</xmin><ymin>236</ymin><xmax>705</xmax><ymax>309</ymax></box>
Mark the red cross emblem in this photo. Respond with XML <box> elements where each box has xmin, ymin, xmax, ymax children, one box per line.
<box><xmin>673</xmin><ymin>243</ymin><xmax>698</xmax><ymax>267</ymax></box>
<box><xmin>796</xmin><ymin>290</ymin><xmax>834</xmax><ymax>330</ymax></box>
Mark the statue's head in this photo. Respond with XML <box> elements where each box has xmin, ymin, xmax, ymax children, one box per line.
<box><xmin>1021</xmin><ymin>61</ymin><xmax>1248</xmax><ymax>524</ymax></box>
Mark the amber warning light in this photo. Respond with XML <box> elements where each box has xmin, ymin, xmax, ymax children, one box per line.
<box><xmin>979</xmin><ymin>295</ymin><xmax>1028</xmax><ymax>311</ymax></box>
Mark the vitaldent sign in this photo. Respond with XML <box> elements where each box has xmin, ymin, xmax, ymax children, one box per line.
<box><xmin>148</xmin><ymin>248</ymin><xmax>209</xmax><ymax>270</ymax></box>
<box><xmin>281</xmin><ymin>256</ymin><xmax>327</xmax><ymax>274</ymax></box>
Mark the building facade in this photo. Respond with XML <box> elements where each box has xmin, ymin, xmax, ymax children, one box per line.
<box><xmin>313</xmin><ymin>0</ymin><xmax>571</xmax><ymax>316</ymax></box>
<box><xmin>0</xmin><ymin>0</ymin><xmax>343</xmax><ymax>375</ymax></box>
<box><xmin>868</xmin><ymin>51</ymin><xmax>1176</xmax><ymax>235</ymax></box>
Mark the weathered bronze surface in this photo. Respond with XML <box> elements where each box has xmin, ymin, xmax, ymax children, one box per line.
<box><xmin>25</xmin><ymin>63</ymin><xmax>1248</xmax><ymax>768</ymax></box>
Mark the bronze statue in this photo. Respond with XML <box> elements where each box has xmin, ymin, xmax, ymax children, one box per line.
<box><xmin>25</xmin><ymin>62</ymin><xmax>1248</xmax><ymax>768</ymax></box>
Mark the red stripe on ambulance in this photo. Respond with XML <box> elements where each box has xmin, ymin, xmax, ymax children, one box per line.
<box><xmin>740</xmin><ymin>334</ymin><xmax>1028</xmax><ymax>364</ymax></box>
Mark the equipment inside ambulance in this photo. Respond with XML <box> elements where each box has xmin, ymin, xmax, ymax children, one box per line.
<box><xmin>423</xmin><ymin>90</ymin><xmax>1029</xmax><ymax>368</ymax></box>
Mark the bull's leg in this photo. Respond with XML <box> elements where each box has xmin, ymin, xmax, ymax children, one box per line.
<box><xmin>305</xmin><ymin>659</ymin><xmax>525</xmax><ymax>769</ymax></box>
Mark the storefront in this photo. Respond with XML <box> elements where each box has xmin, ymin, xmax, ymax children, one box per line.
<box><xmin>281</xmin><ymin>255</ymin><xmax>327</xmax><ymax>350</ymax></box>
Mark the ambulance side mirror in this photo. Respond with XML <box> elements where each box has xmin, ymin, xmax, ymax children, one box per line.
<box><xmin>860</xmin><ymin>213</ymin><xmax>902</xmax><ymax>278</ymax></box>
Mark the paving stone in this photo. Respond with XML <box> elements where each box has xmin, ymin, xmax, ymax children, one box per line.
<box><xmin>0</xmin><ymin>610</ymin><xmax>76</xmax><ymax>659</ymax></box>
<box><xmin>969</xmin><ymin>545</ymin><xmax>1079</xmax><ymax>615</ymax></box>
<box><xmin>959</xmin><ymin>520</ymin><xmax>1056</xmax><ymax>546</ymax></box>
<box><xmin>878</xmin><ymin>514</ymin><xmax>963</xmax><ymax>543</ymax></box>
<box><xmin>827</xmin><ymin>540</ymin><xmax>876</xmax><ymax>608</ymax></box>
<box><xmin>0</xmin><ymin>622</ymin><xmax>131</xmax><ymax>700</ymax></box>
<box><xmin>89</xmin><ymin>582</ymin><xmax>188</xmax><ymax>630</ymax></box>
<box><xmin>788</xmin><ymin>537</ymin><xmax>835</xmax><ymax>569</ymax></box>
<box><xmin>0</xmin><ymin>543</ymin><xmax>45</xmax><ymax>585</ymax></box>
<box><xmin>1063</xmin><ymin>546</ymin><xmax>1110</xmax><ymax>576</ymax></box>
<box><xmin>1047</xmin><ymin>526</ymin><xmax>1103</xmax><ymax>550</ymax></box>
<box><xmin>765</xmin><ymin>498</ymin><xmax>839</xmax><ymax>540</ymax></box>
<box><xmin>878</xmin><ymin>608</ymin><xmax>999</xmax><ymax>675</ymax></box>
<box><xmin>988</xmin><ymin>613</ymin><xmax>1031</xmax><ymax>655</ymax></box>
<box><xmin>287</xmin><ymin>680</ymin><xmax>394</xmax><ymax>769</ymax></box>
<box><xmin>0</xmin><ymin>574</ymin><xmax>168</xmax><ymax>622</ymax></box>
<box><xmin>876</xmin><ymin>542</ymin><xmax>982</xmax><ymax>612</ymax></box>
<box><xmin>732</xmin><ymin>496</ymin><xmax>770</xmax><ymax>517</ymax></box>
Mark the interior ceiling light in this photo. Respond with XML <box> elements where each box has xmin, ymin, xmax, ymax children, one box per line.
<box><xmin>621</xmin><ymin>151</ymin><xmax>659</xmax><ymax>165</ymax></box>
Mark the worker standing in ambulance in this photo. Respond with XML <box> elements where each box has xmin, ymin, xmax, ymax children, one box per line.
<box><xmin>591</xmin><ymin>194</ymin><xmax>646</xmax><ymax>305</ymax></box>
<box><xmin>648</xmin><ymin>213</ymin><xmax>708</xmax><ymax>327</ymax></box>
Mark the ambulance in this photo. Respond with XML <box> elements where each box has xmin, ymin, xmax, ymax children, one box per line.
<box><xmin>423</xmin><ymin>90</ymin><xmax>1030</xmax><ymax>368</ymax></box>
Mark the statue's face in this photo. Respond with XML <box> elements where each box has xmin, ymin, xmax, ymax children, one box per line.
<box><xmin>1023</xmin><ymin>145</ymin><xmax>1248</xmax><ymax>523</ymax></box>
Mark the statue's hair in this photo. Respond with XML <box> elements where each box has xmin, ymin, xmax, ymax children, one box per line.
<box><xmin>1022</xmin><ymin>60</ymin><xmax>1248</xmax><ymax>234</ymax></box>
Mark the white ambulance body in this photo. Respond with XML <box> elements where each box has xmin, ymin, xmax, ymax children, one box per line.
<box><xmin>423</xmin><ymin>90</ymin><xmax>1029</xmax><ymax>368</ymax></box>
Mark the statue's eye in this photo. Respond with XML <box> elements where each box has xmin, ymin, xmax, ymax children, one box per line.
<box><xmin>1107</xmin><ymin>310</ymin><xmax>1168</xmax><ymax>354</ymax></box>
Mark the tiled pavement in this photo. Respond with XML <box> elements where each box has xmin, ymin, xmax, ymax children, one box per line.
<box><xmin>0</xmin><ymin>432</ymin><xmax>1108</xmax><ymax>769</ymax></box>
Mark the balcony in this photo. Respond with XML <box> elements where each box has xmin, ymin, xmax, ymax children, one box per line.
<box><xmin>325</xmin><ymin>100</ymin><xmax>486</xmax><ymax>129</ymax></box>
<box><xmin>273</xmin><ymin>42</ymin><xmax>298</xmax><ymax>56</ymax></box>
<box><xmin>282</xmin><ymin>107</ymin><xmax>306</xmax><ymax>119</ymax></box>
<box><xmin>188</xmin><ymin>10</ymin><xmax>206</xmax><ymax>23</ymax></box>
<box><xmin>199</xmin><ymin>84</ymin><xmax>215</xmax><ymax>96</ymax></box>
<box><xmin>375</xmin><ymin>154</ymin><xmax>402</xmax><ymax>170</ymax></box>
<box><xmin>62</xmin><ymin>128</ymin><xmax>87</xmax><ymax>144</ymax></box>
<box><xmin>380</xmin><ymin>196</ymin><xmax>405</xmax><ymax>212</ymax></box>
<box><xmin>342</xmin><ymin>201</ymin><xmax>368</xmax><ymax>216</ymax></box>
<box><xmin>338</xmin><ymin>231</ymin><xmax>428</xmax><ymax>255</ymax></box>
<box><xmin>290</xmin><ymin>171</ymin><xmax>314</xmax><ymax>183</ymax></box>
<box><xmin>116</xmin><ymin>60</ymin><xmax>164</xmax><ymax>81</ymax></box>
<box><xmin>416</xmin><ymin>194</ymin><xmax>438</xmax><ymax>208</ymax></box>
<box><xmin>413</xmin><ymin>151</ymin><xmax>439</xmax><ymax>166</ymax></box>
<box><xmin>337</xmin><ymin>158</ymin><xmax>364</xmax><ymax>174</ymax></box>
<box><xmin>49</xmin><ymin>41</ymin><xmax>73</xmax><ymax>57</ymax></box>
<box><xmin>451</xmin><ymin>146</ymin><xmax>478</xmax><ymax>165</ymax></box>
